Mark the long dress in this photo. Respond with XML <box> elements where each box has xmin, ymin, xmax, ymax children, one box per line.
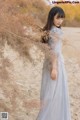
<box><xmin>36</xmin><ymin>25</ymin><xmax>72</xmax><ymax>120</ymax></box>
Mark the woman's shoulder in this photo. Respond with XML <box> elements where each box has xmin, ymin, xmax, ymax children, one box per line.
<box><xmin>50</xmin><ymin>25</ymin><xmax>63</xmax><ymax>35</ymax></box>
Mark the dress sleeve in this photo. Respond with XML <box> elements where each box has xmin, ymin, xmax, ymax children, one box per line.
<box><xmin>48</xmin><ymin>28</ymin><xmax>62</xmax><ymax>70</ymax></box>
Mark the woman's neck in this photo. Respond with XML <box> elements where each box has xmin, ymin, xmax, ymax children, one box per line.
<box><xmin>52</xmin><ymin>25</ymin><xmax>61</xmax><ymax>29</ymax></box>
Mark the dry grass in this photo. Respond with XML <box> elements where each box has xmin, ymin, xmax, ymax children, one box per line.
<box><xmin>0</xmin><ymin>0</ymin><xmax>80</xmax><ymax>61</ymax></box>
<box><xmin>0</xmin><ymin>0</ymin><xmax>51</xmax><ymax>61</ymax></box>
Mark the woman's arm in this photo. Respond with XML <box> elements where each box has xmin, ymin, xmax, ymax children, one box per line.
<box><xmin>49</xmin><ymin>49</ymin><xmax>58</xmax><ymax>80</ymax></box>
<box><xmin>50</xmin><ymin>50</ymin><xmax>57</xmax><ymax>68</ymax></box>
<box><xmin>49</xmin><ymin>32</ymin><xmax>59</xmax><ymax>67</ymax></box>
<box><xmin>48</xmin><ymin>32</ymin><xmax>60</xmax><ymax>80</ymax></box>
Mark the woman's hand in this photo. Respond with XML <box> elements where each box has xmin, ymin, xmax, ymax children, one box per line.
<box><xmin>50</xmin><ymin>68</ymin><xmax>58</xmax><ymax>80</ymax></box>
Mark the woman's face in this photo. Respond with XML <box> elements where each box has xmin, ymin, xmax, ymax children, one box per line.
<box><xmin>53</xmin><ymin>13</ymin><xmax>64</xmax><ymax>27</ymax></box>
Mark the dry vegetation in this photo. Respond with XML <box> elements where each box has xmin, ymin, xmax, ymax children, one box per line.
<box><xmin>0</xmin><ymin>1</ymin><xmax>80</xmax><ymax>120</ymax></box>
<box><xmin>0</xmin><ymin>0</ymin><xmax>80</xmax><ymax>61</ymax></box>
<box><xmin>58</xmin><ymin>4</ymin><xmax>80</xmax><ymax>26</ymax></box>
<box><xmin>0</xmin><ymin>0</ymin><xmax>51</xmax><ymax>61</ymax></box>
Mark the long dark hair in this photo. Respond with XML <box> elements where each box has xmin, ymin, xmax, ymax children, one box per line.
<box><xmin>41</xmin><ymin>6</ymin><xmax>65</xmax><ymax>43</ymax></box>
<box><xmin>43</xmin><ymin>6</ymin><xmax>65</xmax><ymax>31</ymax></box>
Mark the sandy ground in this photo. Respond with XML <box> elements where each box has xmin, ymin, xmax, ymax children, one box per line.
<box><xmin>0</xmin><ymin>27</ymin><xmax>80</xmax><ymax>120</ymax></box>
<box><xmin>62</xmin><ymin>27</ymin><xmax>80</xmax><ymax>120</ymax></box>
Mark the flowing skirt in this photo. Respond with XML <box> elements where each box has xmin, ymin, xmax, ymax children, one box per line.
<box><xmin>36</xmin><ymin>53</ymin><xmax>71</xmax><ymax>120</ymax></box>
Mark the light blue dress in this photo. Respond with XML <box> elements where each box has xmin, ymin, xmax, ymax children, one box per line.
<box><xmin>36</xmin><ymin>26</ymin><xmax>71</xmax><ymax>120</ymax></box>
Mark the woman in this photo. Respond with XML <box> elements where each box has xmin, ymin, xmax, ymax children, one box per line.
<box><xmin>36</xmin><ymin>6</ymin><xmax>72</xmax><ymax>120</ymax></box>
